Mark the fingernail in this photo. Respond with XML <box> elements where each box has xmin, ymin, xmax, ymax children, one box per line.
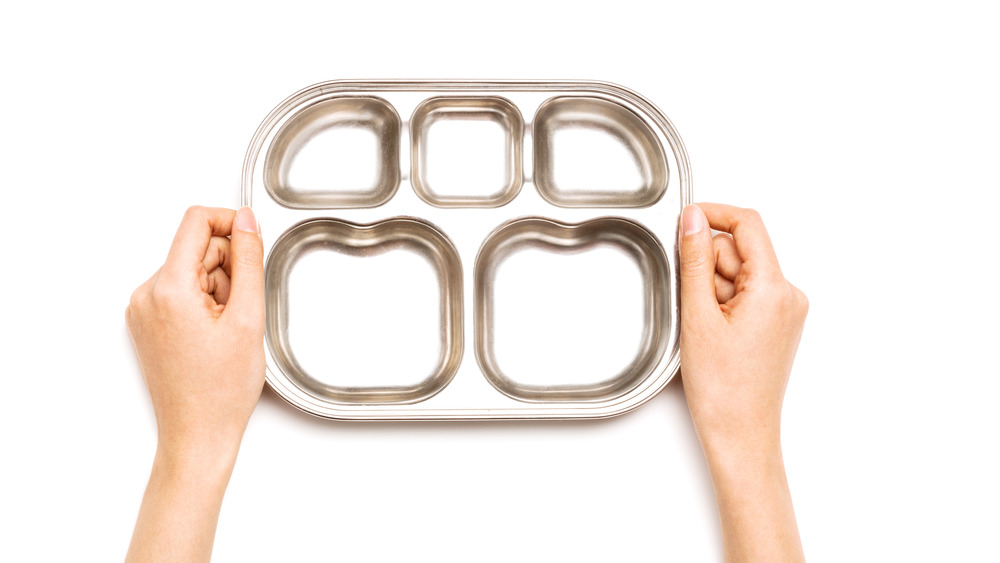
<box><xmin>235</xmin><ymin>207</ymin><xmax>260</xmax><ymax>234</ymax></box>
<box><xmin>682</xmin><ymin>205</ymin><xmax>705</xmax><ymax>236</ymax></box>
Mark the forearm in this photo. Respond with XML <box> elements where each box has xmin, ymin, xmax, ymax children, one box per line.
<box><xmin>126</xmin><ymin>206</ymin><xmax>265</xmax><ymax>561</ymax></box>
<box><xmin>125</xmin><ymin>443</ymin><xmax>240</xmax><ymax>563</ymax></box>
<box><xmin>701</xmin><ymin>435</ymin><xmax>804</xmax><ymax>563</ymax></box>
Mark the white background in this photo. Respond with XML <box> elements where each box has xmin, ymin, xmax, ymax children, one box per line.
<box><xmin>1</xmin><ymin>1</ymin><xmax>997</xmax><ymax>561</ymax></box>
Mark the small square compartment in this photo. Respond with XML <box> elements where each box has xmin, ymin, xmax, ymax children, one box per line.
<box><xmin>474</xmin><ymin>217</ymin><xmax>671</xmax><ymax>402</ymax></box>
<box><xmin>264</xmin><ymin>97</ymin><xmax>401</xmax><ymax>208</ymax></box>
<box><xmin>533</xmin><ymin>97</ymin><xmax>668</xmax><ymax>208</ymax></box>
<box><xmin>265</xmin><ymin>217</ymin><xmax>463</xmax><ymax>404</ymax></box>
<box><xmin>410</xmin><ymin>97</ymin><xmax>523</xmax><ymax>207</ymax></box>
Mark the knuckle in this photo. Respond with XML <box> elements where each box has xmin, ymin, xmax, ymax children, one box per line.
<box><xmin>128</xmin><ymin>289</ymin><xmax>142</xmax><ymax>311</ymax></box>
<box><xmin>183</xmin><ymin>205</ymin><xmax>207</xmax><ymax>223</ymax></box>
<box><xmin>711</xmin><ymin>232</ymin><xmax>731</xmax><ymax>249</ymax></box>
<box><xmin>775</xmin><ymin>282</ymin><xmax>809</xmax><ymax>318</ymax></box>
<box><xmin>680</xmin><ymin>250</ymin><xmax>712</xmax><ymax>278</ymax></box>
<box><xmin>713</xmin><ymin>234</ymin><xmax>736</xmax><ymax>256</ymax></box>
<box><xmin>740</xmin><ymin>207</ymin><xmax>763</xmax><ymax>225</ymax></box>
<box><xmin>128</xmin><ymin>283</ymin><xmax>150</xmax><ymax>313</ymax></box>
<box><xmin>149</xmin><ymin>283</ymin><xmax>168</xmax><ymax>306</ymax></box>
<box><xmin>793</xmin><ymin>286</ymin><xmax>810</xmax><ymax>316</ymax></box>
<box><xmin>198</xmin><ymin>267</ymin><xmax>211</xmax><ymax>294</ymax></box>
<box><xmin>149</xmin><ymin>279</ymin><xmax>183</xmax><ymax>310</ymax></box>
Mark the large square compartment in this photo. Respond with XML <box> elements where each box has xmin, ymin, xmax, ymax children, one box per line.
<box><xmin>474</xmin><ymin>217</ymin><xmax>671</xmax><ymax>402</ymax></box>
<box><xmin>265</xmin><ymin>217</ymin><xmax>463</xmax><ymax>404</ymax></box>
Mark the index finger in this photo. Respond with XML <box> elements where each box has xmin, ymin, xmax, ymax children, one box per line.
<box><xmin>164</xmin><ymin>206</ymin><xmax>236</xmax><ymax>276</ymax></box>
<box><xmin>696</xmin><ymin>202</ymin><xmax>782</xmax><ymax>277</ymax></box>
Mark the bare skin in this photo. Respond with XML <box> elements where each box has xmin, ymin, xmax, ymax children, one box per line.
<box><xmin>125</xmin><ymin>206</ymin><xmax>264</xmax><ymax>563</ymax></box>
<box><xmin>679</xmin><ymin>203</ymin><xmax>808</xmax><ymax>562</ymax></box>
<box><xmin>125</xmin><ymin>202</ymin><xmax>807</xmax><ymax>562</ymax></box>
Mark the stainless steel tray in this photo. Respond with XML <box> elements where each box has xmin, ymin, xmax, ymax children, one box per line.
<box><xmin>242</xmin><ymin>80</ymin><xmax>692</xmax><ymax>420</ymax></box>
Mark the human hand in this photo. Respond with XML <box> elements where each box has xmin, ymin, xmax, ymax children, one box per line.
<box><xmin>678</xmin><ymin>202</ymin><xmax>807</xmax><ymax>561</ymax></box>
<box><xmin>679</xmin><ymin>202</ymin><xmax>808</xmax><ymax>454</ymax></box>
<box><xmin>126</xmin><ymin>206</ymin><xmax>264</xmax><ymax>467</ymax></box>
<box><xmin>125</xmin><ymin>206</ymin><xmax>264</xmax><ymax>562</ymax></box>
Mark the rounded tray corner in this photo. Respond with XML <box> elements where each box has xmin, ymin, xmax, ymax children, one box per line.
<box><xmin>243</xmin><ymin>80</ymin><xmax>689</xmax><ymax>420</ymax></box>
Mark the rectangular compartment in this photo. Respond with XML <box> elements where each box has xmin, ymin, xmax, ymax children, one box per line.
<box><xmin>243</xmin><ymin>80</ymin><xmax>692</xmax><ymax>420</ymax></box>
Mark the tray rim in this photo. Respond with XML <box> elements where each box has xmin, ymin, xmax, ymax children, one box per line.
<box><xmin>242</xmin><ymin>79</ymin><xmax>692</xmax><ymax>421</ymax></box>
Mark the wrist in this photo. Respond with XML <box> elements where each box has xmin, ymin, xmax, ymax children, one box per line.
<box><xmin>154</xmin><ymin>431</ymin><xmax>242</xmax><ymax>487</ymax></box>
<box><xmin>703</xmin><ymin>437</ymin><xmax>784</xmax><ymax>479</ymax></box>
<box><xmin>691</xmin><ymin>409</ymin><xmax>782</xmax><ymax>464</ymax></box>
<box><xmin>697</xmin><ymin>425</ymin><xmax>787</xmax><ymax>495</ymax></box>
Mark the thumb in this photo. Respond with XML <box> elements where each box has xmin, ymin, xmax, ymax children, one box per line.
<box><xmin>225</xmin><ymin>206</ymin><xmax>264</xmax><ymax>328</ymax></box>
<box><xmin>679</xmin><ymin>204</ymin><xmax>719</xmax><ymax>316</ymax></box>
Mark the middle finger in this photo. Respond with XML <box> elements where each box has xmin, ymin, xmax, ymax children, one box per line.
<box><xmin>713</xmin><ymin>233</ymin><xmax>742</xmax><ymax>281</ymax></box>
<box><xmin>203</xmin><ymin>236</ymin><xmax>232</xmax><ymax>278</ymax></box>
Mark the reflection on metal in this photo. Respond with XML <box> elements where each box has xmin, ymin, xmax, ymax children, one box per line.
<box><xmin>243</xmin><ymin>80</ymin><xmax>691</xmax><ymax>420</ymax></box>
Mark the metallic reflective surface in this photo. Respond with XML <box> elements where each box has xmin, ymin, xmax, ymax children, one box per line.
<box><xmin>533</xmin><ymin>96</ymin><xmax>668</xmax><ymax>208</ymax></box>
<box><xmin>410</xmin><ymin>97</ymin><xmax>523</xmax><ymax>207</ymax></box>
<box><xmin>243</xmin><ymin>80</ymin><xmax>691</xmax><ymax>420</ymax></box>
<box><xmin>475</xmin><ymin>217</ymin><xmax>670</xmax><ymax>402</ymax></box>
<box><xmin>266</xmin><ymin>217</ymin><xmax>463</xmax><ymax>404</ymax></box>
<box><xmin>264</xmin><ymin>97</ymin><xmax>401</xmax><ymax>208</ymax></box>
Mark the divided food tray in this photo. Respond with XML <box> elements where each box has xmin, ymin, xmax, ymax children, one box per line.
<box><xmin>242</xmin><ymin>80</ymin><xmax>692</xmax><ymax>420</ymax></box>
